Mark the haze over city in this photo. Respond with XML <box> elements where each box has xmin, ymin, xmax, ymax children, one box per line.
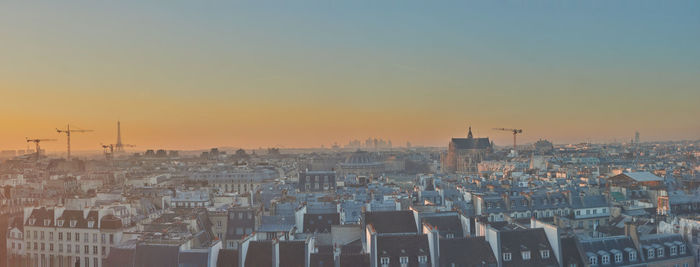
<box><xmin>2</xmin><ymin>1</ymin><xmax>699</xmax><ymax>151</ymax></box>
<box><xmin>3</xmin><ymin>2</ymin><xmax>700</xmax><ymax>267</ymax></box>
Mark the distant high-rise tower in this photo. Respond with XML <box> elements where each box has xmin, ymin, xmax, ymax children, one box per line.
<box><xmin>115</xmin><ymin>121</ymin><xmax>124</xmax><ymax>152</ymax></box>
<box><xmin>635</xmin><ymin>131</ymin><xmax>640</xmax><ymax>144</ymax></box>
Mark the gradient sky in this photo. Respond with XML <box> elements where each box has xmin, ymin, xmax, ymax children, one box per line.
<box><xmin>1</xmin><ymin>1</ymin><xmax>699</xmax><ymax>152</ymax></box>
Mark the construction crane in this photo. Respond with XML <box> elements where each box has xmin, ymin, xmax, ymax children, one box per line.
<box><xmin>56</xmin><ymin>124</ymin><xmax>93</xmax><ymax>160</ymax></box>
<box><xmin>25</xmin><ymin>138</ymin><xmax>56</xmax><ymax>161</ymax></box>
<box><xmin>100</xmin><ymin>144</ymin><xmax>113</xmax><ymax>160</ymax></box>
<box><xmin>102</xmin><ymin>143</ymin><xmax>135</xmax><ymax>160</ymax></box>
<box><xmin>493</xmin><ymin>128</ymin><xmax>523</xmax><ymax>156</ymax></box>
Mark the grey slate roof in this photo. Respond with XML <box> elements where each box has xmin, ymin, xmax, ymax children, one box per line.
<box><xmin>439</xmin><ymin>237</ymin><xmax>497</xmax><ymax>267</ymax></box>
<box><xmin>451</xmin><ymin>137</ymin><xmax>491</xmax><ymax>150</ymax></box>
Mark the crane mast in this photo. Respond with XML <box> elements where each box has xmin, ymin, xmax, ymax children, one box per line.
<box><xmin>25</xmin><ymin>138</ymin><xmax>56</xmax><ymax>161</ymax></box>
<box><xmin>56</xmin><ymin>124</ymin><xmax>93</xmax><ymax>160</ymax></box>
<box><xmin>493</xmin><ymin>128</ymin><xmax>523</xmax><ymax>156</ymax></box>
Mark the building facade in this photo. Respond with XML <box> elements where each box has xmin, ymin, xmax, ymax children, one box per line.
<box><xmin>441</xmin><ymin>127</ymin><xmax>492</xmax><ymax>174</ymax></box>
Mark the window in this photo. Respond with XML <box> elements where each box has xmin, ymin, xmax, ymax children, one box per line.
<box><xmin>41</xmin><ymin>231</ymin><xmax>45</xmax><ymax>240</ymax></box>
<box><xmin>679</xmin><ymin>244</ymin><xmax>686</xmax><ymax>254</ymax></box>
<box><xmin>541</xmin><ymin>250</ymin><xmax>550</xmax><ymax>259</ymax></box>
<box><xmin>601</xmin><ymin>255</ymin><xmax>609</xmax><ymax>264</ymax></box>
<box><xmin>59</xmin><ymin>244</ymin><xmax>63</xmax><ymax>252</ymax></box>
<box><xmin>670</xmin><ymin>246</ymin><xmax>677</xmax><ymax>256</ymax></box>
<box><xmin>84</xmin><ymin>233</ymin><xmax>89</xmax><ymax>242</ymax></box>
<box><xmin>589</xmin><ymin>256</ymin><xmax>597</xmax><ymax>265</ymax></box>
<box><xmin>400</xmin><ymin>256</ymin><xmax>409</xmax><ymax>264</ymax></box>
<box><xmin>93</xmin><ymin>234</ymin><xmax>97</xmax><ymax>243</ymax></box>
<box><xmin>59</xmin><ymin>233</ymin><xmax>63</xmax><ymax>240</ymax></box>
<box><xmin>87</xmin><ymin>221</ymin><xmax>94</xmax><ymax>228</ymax></box>
<box><xmin>614</xmin><ymin>253</ymin><xmax>622</xmax><ymax>263</ymax></box>
<box><xmin>41</xmin><ymin>243</ymin><xmax>45</xmax><ymax>251</ymax></box>
<box><xmin>85</xmin><ymin>245</ymin><xmax>89</xmax><ymax>254</ymax></box>
<box><xmin>446</xmin><ymin>233</ymin><xmax>455</xmax><ymax>239</ymax></box>
<box><xmin>418</xmin><ymin>255</ymin><xmax>427</xmax><ymax>263</ymax></box>
<box><xmin>503</xmin><ymin>253</ymin><xmax>512</xmax><ymax>261</ymax></box>
<box><xmin>657</xmin><ymin>247</ymin><xmax>664</xmax><ymax>257</ymax></box>
<box><xmin>67</xmin><ymin>245</ymin><xmax>72</xmax><ymax>253</ymax></box>
<box><xmin>522</xmin><ymin>251</ymin><xmax>531</xmax><ymax>260</ymax></box>
<box><xmin>93</xmin><ymin>246</ymin><xmax>97</xmax><ymax>255</ymax></box>
<box><xmin>101</xmin><ymin>234</ymin><xmax>106</xmax><ymax>244</ymax></box>
<box><xmin>76</xmin><ymin>245</ymin><xmax>80</xmax><ymax>254</ymax></box>
<box><xmin>57</xmin><ymin>220</ymin><xmax>64</xmax><ymax>227</ymax></box>
<box><xmin>50</xmin><ymin>244</ymin><xmax>54</xmax><ymax>251</ymax></box>
<box><xmin>94</xmin><ymin>258</ymin><xmax>98</xmax><ymax>267</ymax></box>
<box><xmin>70</xmin><ymin>220</ymin><xmax>77</xmax><ymax>228</ymax></box>
<box><xmin>85</xmin><ymin>257</ymin><xmax>90</xmax><ymax>267</ymax></box>
<box><xmin>67</xmin><ymin>232</ymin><xmax>72</xmax><ymax>241</ymax></box>
<box><xmin>647</xmin><ymin>248</ymin><xmax>654</xmax><ymax>259</ymax></box>
<box><xmin>102</xmin><ymin>246</ymin><xmax>106</xmax><ymax>255</ymax></box>
<box><xmin>49</xmin><ymin>232</ymin><xmax>54</xmax><ymax>240</ymax></box>
<box><xmin>380</xmin><ymin>257</ymin><xmax>390</xmax><ymax>265</ymax></box>
<box><xmin>109</xmin><ymin>234</ymin><xmax>114</xmax><ymax>244</ymax></box>
<box><xmin>75</xmin><ymin>233</ymin><xmax>79</xmax><ymax>241</ymax></box>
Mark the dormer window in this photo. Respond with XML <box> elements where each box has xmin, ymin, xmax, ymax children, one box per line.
<box><xmin>589</xmin><ymin>256</ymin><xmax>597</xmax><ymax>265</ymax></box>
<box><xmin>601</xmin><ymin>255</ymin><xmax>610</xmax><ymax>264</ymax></box>
<box><xmin>417</xmin><ymin>255</ymin><xmax>427</xmax><ymax>263</ymax></box>
<box><xmin>629</xmin><ymin>251</ymin><xmax>636</xmax><ymax>261</ymax></box>
<box><xmin>87</xmin><ymin>221</ymin><xmax>95</xmax><ymax>228</ymax></box>
<box><xmin>647</xmin><ymin>248</ymin><xmax>654</xmax><ymax>259</ymax></box>
<box><xmin>522</xmin><ymin>251</ymin><xmax>531</xmax><ymax>260</ymax></box>
<box><xmin>657</xmin><ymin>247</ymin><xmax>664</xmax><ymax>257</ymax></box>
<box><xmin>614</xmin><ymin>253</ymin><xmax>622</xmax><ymax>263</ymax></box>
<box><xmin>541</xmin><ymin>250</ymin><xmax>550</xmax><ymax>259</ymax></box>
<box><xmin>380</xmin><ymin>257</ymin><xmax>390</xmax><ymax>266</ymax></box>
<box><xmin>679</xmin><ymin>244</ymin><xmax>686</xmax><ymax>254</ymax></box>
<box><xmin>669</xmin><ymin>246</ymin><xmax>677</xmax><ymax>256</ymax></box>
<box><xmin>446</xmin><ymin>233</ymin><xmax>455</xmax><ymax>239</ymax></box>
<box><xmin>29</xmin><ymin>219</ymin><xmax>36</xmax><ymax>225</ymax></box>
<box><xmin>44</xmin><ymin>219</ymin><xmax>51</xmax><ymax>226</ymax></box>
<box><xmin>503</xmin><ymin>253</ymin><xmax>512</xmax><ymax>261</ymax></box>
<box><xmin>70</xmin><ymin>220</ymin><xmax>77</xmax><ymax>228</ymax></box>
<box><xmin>399</xmin><ymin>256</ymin><xmax>408</xmax><ymax>264</ymax></box>
<box><xmin>57</xmin><ymin>220</ymin><xmax>64</xmax><ymax>227</ymax></box>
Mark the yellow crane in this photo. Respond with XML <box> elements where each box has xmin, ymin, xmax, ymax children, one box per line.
<box><xmin>56</xmin><ymin>124</ymin><xmax>93</xmax><ymax>160</ymax></box>
<box><xmin>25</xmin><ymin>138</ymin><xmax>56</xmax><ymax>161</ymax></box>
<box><xmin>493</xmin><ymin>128</ymin><xmax>523</xmax><ymax>155</ymax></box>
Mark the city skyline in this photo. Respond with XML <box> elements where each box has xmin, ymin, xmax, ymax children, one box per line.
<box><xmin>2</xmin><ymin>1</ymin><xmax>699</xmax><ymax>150</ymax></box>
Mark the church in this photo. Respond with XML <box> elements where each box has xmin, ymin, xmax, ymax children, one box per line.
<box><xmin>441</xmin><ymin>126</ymin><xmax>493</xmax><ymax>174</ymax></box>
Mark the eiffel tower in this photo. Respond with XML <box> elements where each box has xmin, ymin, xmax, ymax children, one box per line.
<box><xmin>115</xmin><ymin>121</ymin><xmax>124</xmax><ymax>153</ymax></box>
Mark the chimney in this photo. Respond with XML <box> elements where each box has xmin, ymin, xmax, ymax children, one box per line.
<box><xmin>272</xmin><ymin>239</ymin><xmax>280</xmax><ymax>267</ymax></box>
<box><xmin>425</xmin><ymin>224</ymin><xmax>440</xmax><ymax>267</ymax></box>
<box><xmin>624</xmin><ymin>222</ymin><xmax>641</xmax><ymax>250</ymax></box>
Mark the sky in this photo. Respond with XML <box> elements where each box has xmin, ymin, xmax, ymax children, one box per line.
<box><xmin>1</xmin><ymin>1</ymin><xmax>699</xmax><ymax>152</ymax></box>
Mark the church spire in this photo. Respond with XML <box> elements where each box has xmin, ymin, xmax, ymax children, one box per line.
<box><xmin>467</xmin><ymin>126</ymin><xmax>473</xmax><ymax>139</ymax></box>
